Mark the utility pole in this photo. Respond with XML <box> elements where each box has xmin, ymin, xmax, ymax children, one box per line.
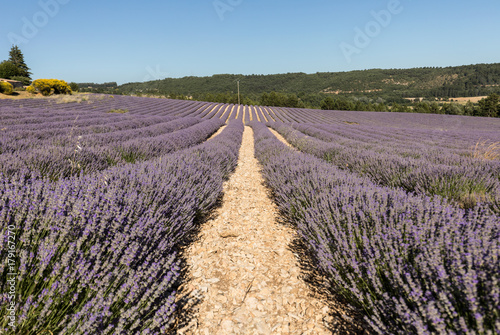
<box><xmin>237</xmin><ymin>80</ymin><xmax>240</xmax><ymax>105</ymax></box>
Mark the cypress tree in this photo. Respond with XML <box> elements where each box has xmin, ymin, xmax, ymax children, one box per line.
<box><xmin>8</xmin><ymin>45</ymin><xmax>31</xmax><ymax>79</ymax></box>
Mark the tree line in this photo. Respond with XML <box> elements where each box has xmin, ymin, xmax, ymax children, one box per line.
<box><xmin>321</xmin><ymin>95</ymin><xmax>500</xmax><ymax>117</ymax></box>
<box><xmin>114</xmin><ymin>63</ymin><xmax>500</xmax><ymax>103</ymax></box>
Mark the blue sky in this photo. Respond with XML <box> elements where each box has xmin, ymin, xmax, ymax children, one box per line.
<box><xmin>1</xmin><ymin>0</ymin><xmax>499</xmax><ymax>84</ymax></box>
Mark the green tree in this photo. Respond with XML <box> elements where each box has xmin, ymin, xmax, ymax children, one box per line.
<box><xmin>391</xmin><ymin>103</ymin><xmax>413</xmax><ymax>113</ymax></box>
<box><xmin>69</xmin><ymin>82</ymin><xmax>79</xmax><ymax>92</ymax></box>
<box><xmin>441</xmin><ymin>102</ymin><xmax>464</xmax><ymax>115</ymax></box>
<box><xmin>374</xmin><ymin>103</ymin><xmax>387</xmax><ymax>112</ymax></box>
<box><xmin>336</xmin><ymin>98</ymin><xmax>355</xmax><ymax>111</ymax></box>
<box><xmin>464</xmin><ymin>101</ymin><xmax>476</xmax><ymax>116</ymax></box>
<box><xmin>414</xmin><ymin>101</ymin><xmax>431</xmax><ymax>113</ymax></box>
<box><xmin>8</xmin><ymin>45</ymin><xmax>31</xmax><ymax>79</ymax></box>
<box><xmin>320</xmin><ymin>96</ymin><xmax>336</xmax><ymax>110</ymax></box>
<box><xmin>429</xmin><ymin>102</ymin><xmax>440</xmax><ymax>114</ymax></box>
<box><xmin>478</xmin><ymin>94</ymin><xmax>499</xmax><ymax>117</ymax></box>
<box><xmin>0</xmin><ymin>61</ymin><xmax>21</xmax><ymax>79</ymax></box>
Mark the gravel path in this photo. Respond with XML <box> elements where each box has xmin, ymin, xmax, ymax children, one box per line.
<box><xmin>176</xmin><ymin>126</ymin><xmax>332</xmax><ymax>334</ymax></box>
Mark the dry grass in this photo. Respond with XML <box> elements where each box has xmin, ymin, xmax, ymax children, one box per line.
<box><xmin>106</xmin><ymin>108</ymin><xmax>128</xmax><ymax>114</ymax></box>
<box><xmin>0</xmin><ymin>90</ymin><xmax>37</xmax><ymax>100</ymax></box>
<box><xmin>459</xmin><ymin>192</ymin><xmax>490</xmax><ymax>209</ymax></box>
<box><xmin>473</xmin><ymin>140</ymin><xmax>500</xmax><ymax>160</ymax></box>
<box><xmin>0</xmin><ymin>91</ymin><xmax>95</xmax><ymax>102</ymax></box>
<box><xmin>51</xmin><ymin>94</ymin><xmax>89</xmax><ymax>104</ymax></box>
<box><xmin>450</xmin><ymin>96</ymin><xmax>488</xmax><ymax>104</ymax></box>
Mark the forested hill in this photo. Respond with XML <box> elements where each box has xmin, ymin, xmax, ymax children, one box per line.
<box><xmin>114</xmin><ymin>63</ymin><xmax>500</xmax><ymax>101</ymax></box>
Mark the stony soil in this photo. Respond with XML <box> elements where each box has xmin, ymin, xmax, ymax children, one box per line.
<box><xmin>175</xmin><ymin>127</ymin><xmax>334</xmax><ymax>334</ymax></box>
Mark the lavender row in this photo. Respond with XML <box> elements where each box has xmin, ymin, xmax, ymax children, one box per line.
<box><xmin>269</xmin><ymin>122</ymin><xmax>500</xmax><ymax>211</ymax></box>
<box><xmin>0</xmin><ymin>114</ymin><xmax>180</xmax><ymax>154</ymax></box>
<box><xmin>0</xmin><ymin>108</ymin><xmax>103</xmax><ymax>125</ymax></box>
<box><xmin>76</xmin><ymin>116</ymin><xmax>202</xmax><ymax>147</ymax></box>
<box><xmin>307</xmin><ymin>122</ymin><xmax>499</xmax><ymax>156</ymax></box>
<box><xmin>250</xmin><ymin>121</ymin><xmax>499</xmax><ymax>334</ymax></box>
<box><xmin>273</xmin><ymin>106</ymin><xmax>500</xmax><ymax>133</ymax></box>
<box><xmin>0</xmin><ymin>119</ymin><xmax>244</xmax><ymax>334</ymax></box>
<box><xmin>0</xmin><ymin>115</ymin><xmax>200</xmax><ymax>155</ymax></box>
<box><xmin>0</xmin><ymin>118</ymin><xmax>224</xmax><ymax>180</ymax></box>
<box><xmin>257</xmin><ymin>106</ymin><xmax>500</xmax><ymax>151</ymax></box>
<box><xmin>0</xmin><ymin>107</ymin><xmax>127</xmax><ymax>129</ymax></box>
<box><xmin>0</xmin><ymin>95</ymin><xmax>209</xmax><ymax>120</ymax></box>
<box><xmin>285</xmin><ymin>122</ymin><xmax>499</xmax><ymax>174</ymax></box>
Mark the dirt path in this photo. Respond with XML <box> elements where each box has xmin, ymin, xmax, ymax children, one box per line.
<box><xmin>176</xmin><ymin>126</ymin><xmax>332</xmax><ymax>334</ymax></box>
<box><xmin>268</xmin><ymin>128</ymin><xmax>295</xmax><ymax>150</ymax></box>
<box><xmin>207</xmin><ymin>125</ymin><xmax>227</xmax><ymax>140</ymax></box>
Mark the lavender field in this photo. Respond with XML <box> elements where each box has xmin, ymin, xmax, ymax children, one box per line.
<box><xmin>1</xmin><ymin>94</ymin><xmax>499</xmax><ymax>334</ymax></box>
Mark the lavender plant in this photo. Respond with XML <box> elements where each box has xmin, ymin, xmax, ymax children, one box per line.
<box><xmin>269</xmin><ymin>122</ymin><xmax>500</xmax><ymax>211</ymax></box>
<box><xmin>0</xmin><ymin>117</ymin><xmax>224</xmax><ymax>180</ymax></box>
<box><xmin>0</xmin><ymin>118</ymin><xmax>244</xmax><ymax>334</ymax></box>
<box><xmin>250</xmin><ymin>120</ymin><xmax>500</xmax><ymax>334</ymax></box>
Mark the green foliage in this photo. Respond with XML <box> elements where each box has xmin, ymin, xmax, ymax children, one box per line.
<box><xmin>413</xmin><ymin>101</ymin><xmax>432</xmax><ymax>113</ymax></box>
<box><xmin>106</xmin><ymin>109</ymin><xmax>128</xmax><ymax>114</ymax></box>
<box><xmin>441</xmin><ymin>102</ymin><xmax>465</xmax><ymax>115</ymax></box>
<box><xmin>76</xmin><ymin>82</ymin><xmax>118</xmax><ymax>93</ymax></box>
<box><xmin>31</xmin><ymin>79</ymin><xmax>72</xmax><ymax>96</ymax></box>
<box><xmin>197</xmin><ymin>92</ymin><xmax>257</xmax><ymax>105</ymax></box>
<box><xmin>321</xmin><ymin>96</ymin><xmax>388</xmax><ymax>112</ymax></box>
<box><xmin>0</xmin><ymin>81</ymin><xmax>13</xmax><ymax>95</ymax></box>
<box><xmin>116</xmin><ymin>63</ymin><xmax>500</xmax><ymax>103</ymax></box>
<box><xmin>260</xmin><ymin>91</ymin><xmax>305</xmax><ymax>108</ymax></box>
<box><xmin>69</xmin><ymin>82</ymin><xmax>79</xmax><ymax>92</ymax></box>
<box><xmin>478</xmin><ymin>94</ymin><xmax>500</xmax><ymax>117</ymax></box>
<box><xmin>0</xmin><ymin>61</ymin><xmax>21</xmax><ymax>79</ymax></box>
<box><xmin>320</xmin><ymin>96</ymin><xmax>336</xmax><ymax>110</ymax></box>
<box><xmin>8</xmin><ymin>45</ymin><xmax>31</xmax><ymax>79</ymax></box>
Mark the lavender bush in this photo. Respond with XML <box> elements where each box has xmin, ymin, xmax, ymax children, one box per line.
<box><xmin>269</xmin><ymin>122</ymin><xmax>500</xmax><ymax>211</ymax></box>
<box><xmin>0</xmin><ymin>116</ymin><xmax>224</xmax><ymax>180</ymax></box>
<box><xmin>250</xmin><ymin>121</ymin><xmax>500</xmax><ymax>334</ymax></box>
<box><xmin>0</xmin><ymin>116</ymin><xmax>243</xmax><ymax>334</ymax></box>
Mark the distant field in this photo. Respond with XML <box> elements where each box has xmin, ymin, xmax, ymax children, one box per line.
<box><xmin>449</xmin><ymin>96</ymin><xmax>488</xmax><ymax>103</ymax></box>
<box><xmin>406</xmin><ymin>96</ymin><xmax>488</xmax><ymax>104</ymax></box>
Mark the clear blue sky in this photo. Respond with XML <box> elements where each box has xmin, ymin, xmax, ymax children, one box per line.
<box><xmin>1</xmin><ymin>0</ymin><xmax>499</xmax><ymax>84</ymax></box>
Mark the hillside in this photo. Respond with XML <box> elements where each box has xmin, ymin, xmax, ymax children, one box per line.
<box><xmin>110</xmin><ymin>63</ymin><xmax>500</xmax><ymax>102</ymax></box>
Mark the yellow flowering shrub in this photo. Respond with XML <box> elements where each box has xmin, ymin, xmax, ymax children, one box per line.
<box><xmin>32</xmin><ymin>79</ymin><xmax>72</xmax><ymax>96</ymax></box>
<box><xmin>0</xmin><ymin>81</ymin><xmax>13</xmax><ymax>95</ymax></box>
<box><xmin>26</xmin><ymin>85</ymin><xmax>37</xmax><ymax>94</ymax></box>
